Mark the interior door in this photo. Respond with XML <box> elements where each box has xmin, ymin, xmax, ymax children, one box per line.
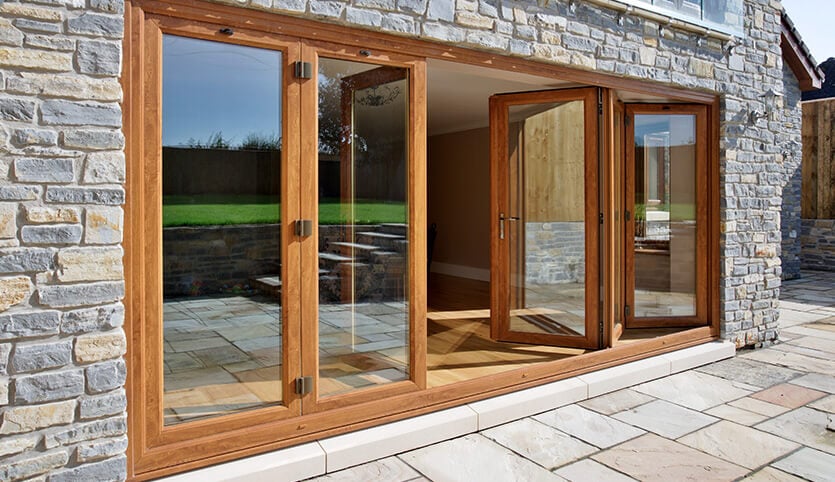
<box><xmin>624</xmin><ymin>104</ymin><xmax>708</xmax><ymax>328</ymax></box>
<box><xmin>489</xmin><ymin>88</ymin><xmax>601</xmax><ymax>349</ymax></box>
<box><xmin>299</xmin><ymin>43</ymin><xmax>427</xmax><ymax>413</ymax></box>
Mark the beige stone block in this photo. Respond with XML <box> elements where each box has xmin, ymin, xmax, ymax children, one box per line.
<box><xmin>83</xmin><ymin>151</ymin><xmax>125</xmax><ymax>184</ymax></box>
<box><xmin>456</xmin><ymin>11</ymin><xmax>493</xmax><ymax>29</ymax></box>
<box><xmin>639</xmin><ymin>46</ymin><xmax>656</xmax><ymax>66</ymax></box>
<box><xmin>57</xmin><ymin>247</ymin><xmax>123</xmax><ymax>282</ymax></box>
<box><xmin>6</xmin><ymin>72</ymin><xmax>121</xmax><ymax>101</ymax></box>
<box><xmin>572</xmin><ymin>54</ymin><xmax>595</xmax><ymax>69</ymax></box>
<box><xmin>0</xmin><ymin>18</ymin><xmax>24</xmax><ymax>47</ymax></box>
<box><xmin>688</xmin><ymin>58</ymin><xmax>714</xmax><ymax>78</ymax></box>
<box><xmin>0</xmin><ymin>434</ymin><xmax>38</xmax><ymax>457</ymax></box>
<box><xmin>75</xmin><ymin>330</ymin><xmax>126</xmax><ymax>363</ymax></box>
<box><xmin>0</xmin><ymin>400</ymin><xmax>75</xmax><ymax>434</ymax></box>
<box><xmin>0</xmin><ymin>276</ymin><xmax>31</xmax><ymax>311</ymax></box>
<box><xmin>0</xmin><ymin>203</ymin><xmax>16</xmax><ymax>239</ymax></box>
<box><xmin>84</xmin><ymin>207</ymin><xmax>123</xmax><ymax>245</ymax></box>
<box><xmin>0</xmin><ymin>3</ymin><xmax>63</xmax><ymax>21</ymax></box>
<box><xmin>0</xmin><ymin>377</ymin><xmax>7</xmax><ymax>405</ymax></box>
<box><xmin>0</xmin><ymin>48</ymin><xmax>72</xmax><ymax>72</ymax></box>
<box><xmin>26</xmin><ymin>207</ymin><xmax>80</xmax><ymax>224</ymax></box>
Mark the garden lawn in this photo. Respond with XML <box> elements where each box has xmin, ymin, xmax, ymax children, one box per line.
<box><xmin>163</xmin><ymin>195</ymin><xmax>405</xmax><ymax>227</ymax></box>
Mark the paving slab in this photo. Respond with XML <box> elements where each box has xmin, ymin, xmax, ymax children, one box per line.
<box><xmin>751</xmin><ymin>383</ymin><xmax>827</xmax><ymax>409</ymax></box>
<box><xmin>632</xmin><ymin>371</ymin><xmax>754</xmax><ymax>411</ymax></box>
<box><xmin>772</xmin><ymin>447</ymin><xmax>835</xmax><ymax>482</ymax></box>
<box><xmin>790</xmin><ymin>372</ymin><xmax>835</xmax><ymax>394</ymax></box>
<box><xmin>704</xmin><ymin>403</ymin><xmax>769</xmax><ymax>426</ymax></box>
<box><xmin>612</xmin><ymin>400</ymin><xmax>717</xmax><ymax>439</ymax></box>
<box><xmin>399</xmin><ymin>434</ymin><xmax>564</xmax><ymax>482</ymax></box>
<box><xmin>695</xmin><ymin>357</ymin><xmax>803</xmax><ymax>388</ymax></box>
<box><xmin>742</xmin><ymin>466</ymin><xmax>806</xmax><ymax>481</ymax></box>
<box><xmin>553</xmin><ymin>459</ymin><xmax>635</xmax><ymax>482</ymax></box>
<box><xmin>591</xmin><ymin>433</ymin><xmax>748</xmax><ymax>481</ymax></box>
<box><xmin>677</xmin><ymin>420</ymin><xmax>799</xmax><ymax>469</ymax></box>
<box><xmin>756</xmin><ymin>407</ymin><xmax>835</xmax><ymax>455</ymax></box>
<box><xmin>533</xmin><ymin>405</ymin><xmax>645</xmax><ymax>449</ymax></box>
<box><xmin>309</xmin><ymin>457</ymin><xmax>419</xmax><ymax>482</ymax></box>
<box><xmin>578</xmin><ymin>389</ymin><xmax>655</xmax><ymax>415</ymax></box>
<box><xmin>482</xmin><ymin>418</ymin><xmax>596</xmax><ymax>470</ymax></box>
<box><xmin>809</xmin><ymin>394</ymin><xmax>835</xmax><ymax>414</ymax></box>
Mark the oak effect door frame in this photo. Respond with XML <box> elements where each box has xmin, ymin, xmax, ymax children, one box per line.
<box><xmin>489</xmin><ymin>87</ymin><xmax>601</xmax><ymax>350</ymax></box>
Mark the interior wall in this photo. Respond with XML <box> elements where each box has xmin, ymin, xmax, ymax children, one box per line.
<box><xmin>427</xmin><ymin>127</ymin><xmax>491</xmax><ymax>277</ymax></box>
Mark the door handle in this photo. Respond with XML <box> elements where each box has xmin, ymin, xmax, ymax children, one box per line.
<box><xmin>499</xmin><ymin>214</ymin><xmax>520</xmax><ymax>240</ymax></box>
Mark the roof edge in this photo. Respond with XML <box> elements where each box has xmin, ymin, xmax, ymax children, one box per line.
<box><xmin>781</xmin><ymin>11</ymin><xmax>824</xmax><ymax>91</ymax></box>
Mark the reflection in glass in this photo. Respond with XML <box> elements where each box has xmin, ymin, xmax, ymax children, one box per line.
<box><xmin>507</xmin><ymin>101</ymin><xmax>586</xmax><ymax>337</ymax></box>
<box><xmin>633</xmin><ymin>114</ymin><xmax>697</xmax><ymax>317</ymax></box>
<box><xmin>317</xmin><ymin>58</ymin><xmax>409</xmax><ymax>397</ymax></box>
<box><xmin>161</xmin><ymin>35</ymin><xmax>283</xmax><ymax>424</ymax></box>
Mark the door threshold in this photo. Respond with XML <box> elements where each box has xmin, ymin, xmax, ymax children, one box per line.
<box><xmin>159</xmin><ymin>340</ymin><xmax>734</xmax><ymax>481</ymax></box>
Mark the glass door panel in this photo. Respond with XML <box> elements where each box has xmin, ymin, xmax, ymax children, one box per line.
<box><xmin>161</xmin><ymin>35</ymin><xmax>286</xmax><ymax>424</ymax></box>
<box><xmin>315</xmin><ymin>57</ymin><xmax>410</xmax><ymax>397</ymax></box>
<box><xmin>625</xmin><ymin>105</ymin><xmax>708</xmax><ymax>328</ymax></box>
<box><xmin>490</xmin><ymin>88</ymin><xmax>600</xmax><ymax>349</ymax></box>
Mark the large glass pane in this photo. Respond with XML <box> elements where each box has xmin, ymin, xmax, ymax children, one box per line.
<box><xmin>317</xmin><ymin>58</ymin><xmax>409</xmax><ymax>397</ymax></box>
<box><xmin>507</xmin><ymin>101</ymin><xmax>586</xmax><ymax>337</ymax></box>
<box><xmin>633</xmin><ymin>114</ymin><xmax>697</xmax><ymax>317</ymax></box>
<box><xmin>161</xmin><ymin>35</ymin><xmax>283</xmax><ymax>424</ymax></box>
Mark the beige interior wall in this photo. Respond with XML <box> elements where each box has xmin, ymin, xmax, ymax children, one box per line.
<box><xmin>427</xmin><ymin>127</ymin><xmax>491</xmax><ymax>272</ymax></box>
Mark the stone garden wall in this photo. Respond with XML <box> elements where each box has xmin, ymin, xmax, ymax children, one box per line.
<box><xmin>800</xmin><ymin>219</ymin><xmax>835</xmax><ymax>271</ymax></box>
<box><xmin>0</xmin><ymin>0</ymin><xmax>127</xmax><ymax>479</ymax></box>
<box><xmin>525</xmin><ymin>222</ymin><xmax>584</xmax><ymax>285</ymax></box>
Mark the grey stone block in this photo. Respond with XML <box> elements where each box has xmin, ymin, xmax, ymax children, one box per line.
<box><xmin>44</xmin><ymin>415</ymin><xmax>126</xmax><ymax>449</ymax></box>
<box><xmin>76</xmin><ymin>436</ymin><xmax>128</xmax><ymax>463</ymax></box>
<box><xmin>62</xmin><ymin>129</ymin><xmax>124</xmax><ymax>150</ymax></box>
<box><xmin>0</xmin><ymin>98</ymin><xmax>35</xmax><ymax>122</ymax></box>
<box><xmin>0</xmin><ymin>450</ymin><xmax>70</xmax><ymax>481</ymax></box>
<box><xmin>0</xmin><ymin>343</ymin><xmax>9</xmax><ymax>375</ymax></box>
<box><xmin>61</xmin><ymin>303</ymin><xmax>125</xmax><ymax>335</ymax></box>
<box><xmin>310</xmin><ymin>0</ymin><xmax>344</xmax><ymax>18</ymax></box>
<box><xmin>0</xmin><ymin>248</ymin><xmax>55</xmax><ymax>273</ymax></box>
<box><xmin>49</xmin><ymin>454</ymin><xmax>126</xmax><ymax>482</ymax></box>
<box><xmin>427</xmin><ymin>0</ymin><xmax>454</xmax><ymax>21</ymax></box>
<box><xmin>79</xmin><ymin>389</ymin><xmax>126</xmax><ymax>419</ymax></box>
<box><xmin>0</xmin><ymin>310</ymin><xmax>61</xmax><ymax>340</ymax></box>
<box><xmin>14</xmin><ymin>158</ymin><xmax>74</xmax><ymax>183</ymax></box>
<box><xmin>24</xmin><ymin>34</ymin><xmax>76</xmax><ymax>51</ymax></box>
<box><xmin>85</xmin><ymin>358</ymin><xmax>126</xmax><ymax>394</ymax></box>
<box><xmin>11</xmin><ymin>128</ymin><xmax>58</xmax><ymax>147</ymax></box>
<box><xmin>38</xmin><ymin>281</ymin><xmax>124</xmax><ymax>308</ymax></box>
<box><xmin>41</xmin><ymin>100</ymin><xmax>121</xmax><ymax>127</ymax></box>
<box><xmin>77</xmin><ymin>39</ymin><xmax>121</xmax><ymax>76</ymax></box>
<box><xmin>14</xmin><ymin>19</ymin><xmax>62</xmax><ymax>34</ymax></box>
<box><xmin>89</xmin><ymin>0</ymin><xmax>125</xmax><ymax>14</ymax></box>
<box><xmin>12</xmin><ymin>339</ymin><xmax>73</xmax><ymax>373</ymax></box>
<box><xmin>66</xmin><ymin>13</ymin><xmax>124</xmax><ymax>38</ymax></box>
<box><xmin>14</xmin><ymin>369</ymin><xmax>85</xmax><ymax>403</ymax></box>
<box><xmin>0</xmin><ymin>185</ymin><xmax>41</xmax><ymax>201</ymax></box>
<box><xmin>21</xmin><ymin>224</ymin><xmax>82</xmax><ymax>245</ymax></box>
<box><xmin>398</xmin><ymin>0</ymin><xmax>427</xmax><ymax>15</ymax></box>
<box><xmin>45</xmin><ymin>186</ymin><xmax>125</xmax><ymax>205</ymax></box>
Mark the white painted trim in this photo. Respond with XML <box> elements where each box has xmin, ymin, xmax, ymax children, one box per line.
<box><xmin>159</xmin><ymin>341</ymin><xmax>735</xmax><ymax>481</ymax></box>
<box><xmin>430</xmin><ymin>261</ymin><xmax>490</xmax><ymax>282</ymax></box>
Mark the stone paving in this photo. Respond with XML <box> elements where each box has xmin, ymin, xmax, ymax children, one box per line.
<box><xmin>308</xmin><ymin>270</ymin><xmax>835</xmax><ymax>481</ymax></box>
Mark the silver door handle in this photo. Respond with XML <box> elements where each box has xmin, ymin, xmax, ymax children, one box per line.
<box><xmin>499</xmin><ymin>214</ymin><xmax>520</xmax><ymax>240</ymax></box>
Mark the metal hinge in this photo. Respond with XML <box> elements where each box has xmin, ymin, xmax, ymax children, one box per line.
<box><xmin>624</xmin><ymin>210</ymin><xmax>631</xmax><ymax>221</ymax></box>
<box><xmin>295</xmin><ymin>219</ymin><xmax>313</xmax><ymax>237</ymax></box>
<box><xmin>294</xmin><ymin>61</ymin><xmax>312</xmax><ymax>79</ymax></box>
<box><xmin>599</xmin><ymin>212</ymin><xmax>604</xmax><ymax>225</ymax></box>
<box><xmin>295</xmin><ymin>376</ymin><xmax>313</xmax><ymax>395</ymax></box>
<box><xmin>625</xmin><ymin>116</ymin><xmax>631</xmax><ymax>126</ymax></box>
<box><xmin>624</xmin><ymin>305</ymin><xmax>631</xmax><ymax>317</ymax></box>
<box><xmin>598</xmin><ymin>90</ymin><xmax>603</xmax><ymax>115</ymax></box>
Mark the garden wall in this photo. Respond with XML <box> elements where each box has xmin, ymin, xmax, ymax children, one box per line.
<box><xmin>800</xmin><ymin>219</ymin><xmax>835</xmax><ymax>271</ymax></box>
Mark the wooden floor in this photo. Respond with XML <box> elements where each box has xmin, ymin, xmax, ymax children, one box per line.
<box><xmin>426</xmin><ymin>273</ymin><xmax>694</xmax><ymax>387</ymax></box>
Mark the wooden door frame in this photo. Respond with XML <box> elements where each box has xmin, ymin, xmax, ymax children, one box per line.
<box><xmin>624</xmin><ymin>104</ymin><xmax>709</xmax><ymax>328</ymax></box>
<box><xmin>489</xmin><ymin>87</ymin><xmax>601</xmax><ymax>349</ymax></box>
<box><xmin>125</xmin><ymin>10</ymin><xmax>306</xmax><ymax>473</ymax></box>
<box><xmin>299</xmin><ymin>41</ymin><xmax>427</xmax><ymax>414</ymax></box>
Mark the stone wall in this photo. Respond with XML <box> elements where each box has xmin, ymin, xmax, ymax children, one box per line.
<box><xmin>525</xmin><ymin>222</ymin><xmax>584</xmax><ymax>285</ymax></box>
<box><xmin>800</xmin><ymin>219</ymin><xmax>835</xmax><ymax>271</ymax></box>
<box><xmin>0</xmin><ymin>0</ymin><xmax>127</xmax><ymax>479</ymax></box>
<box><xmin>780</xmin><ymin>61</ymin><xmax>803</xmax><ymax>280</ymax></box>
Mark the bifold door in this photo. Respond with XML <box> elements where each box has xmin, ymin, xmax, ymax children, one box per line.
<box><xmin>489</xmin><ymin>88</ymin><xmax>602</xmax><ymax>350</ymax></box>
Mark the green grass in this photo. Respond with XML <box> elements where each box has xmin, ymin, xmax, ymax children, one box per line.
<box><xmin>163</xmin><ymin>195</ymin><xmax>405</xmax><ymax>227</ymax></box>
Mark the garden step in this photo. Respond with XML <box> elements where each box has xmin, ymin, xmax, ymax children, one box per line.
<box><xmin>356</xmin><ymin>231</ymin><xmax>406</xmax><ymax>250</ymax></box>
<box><xmin>251</xmin><ymin>275</ymin><xmax>281</xmax><ymax>298</ymax></box>
<box><xmin>379</xmin><ymin>223</ymin><xmax>408</xmax><ymax>236</ymax></box>
<box><xmin>327</xmin><ymin>241</ymin><xmax>380</xmax><ymax>260</ymax></box>
<box><xmin>319</xmin><ymin>252</ymin><xmax>354</xmax><ymax>270</ymax></box>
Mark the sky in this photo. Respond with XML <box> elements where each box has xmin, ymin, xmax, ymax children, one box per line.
<box><xmin>781</xmin><ymin>0</ymin><xmax>835</xmax><ymax>64</ymax></box>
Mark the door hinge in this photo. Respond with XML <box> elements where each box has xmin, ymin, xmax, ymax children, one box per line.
<box><xmin>295</xmin><ymin>376</ymin><xmax>313</xmax><ymax>395</ymax></box>
<box><xmin>624</xmin><ymin>305</ymin><xmax>631</xmax><ymax>317</ymax></box>
<box><xmin>625</xmin><ymin>116</ymin><xmax>631</xmax><ymax>126</ymax></box>
<box><xmin>599</xmin><ymin>212</ymin><xmax>604</xmax><ymax>225</ymax></box>
<box><xmin>295</xmin><ymin>219</ymin><xmax>313</xmax><ymax>237</ymax></box>
<box><xmin>294</xmin><ymin>61</ymin><xmax>312</xmax><ymax>79</ymax></box>
<box><xmin>597</xmin><ymin>89</ymin><xmax>603</xmax><ymax>115</ymax></box>
<box><xmin>624</xmin><ymin>210</ymin><xmax>631</xmax><ymax>221</ymax></box>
